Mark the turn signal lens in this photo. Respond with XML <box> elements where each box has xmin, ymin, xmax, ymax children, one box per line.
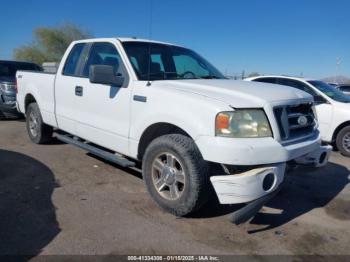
<box><xmin>215</xmin><ymin>113</ymin><xmax>230</xmax><ymax>130</ymax></box>
<box><xmin>215</xmin><ymin>110</ymin><xmax>273</xmax><ymax>138</ymax></box>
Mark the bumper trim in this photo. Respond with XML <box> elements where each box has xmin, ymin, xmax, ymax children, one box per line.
<box><xmin>210</xmin><ymin>163</ymin><xmax>286</xmax><ymax>204</ymax></box>
<box><xmin>294</xmin><ymin>145</ymin><xmax>332</xmax><ymax>167</ymax></box>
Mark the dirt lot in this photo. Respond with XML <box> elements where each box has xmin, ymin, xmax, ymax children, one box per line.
<box><xmin>0</xmin><ymin>120</ymin><xmax>350</xmax><ymax>258</ymax></box>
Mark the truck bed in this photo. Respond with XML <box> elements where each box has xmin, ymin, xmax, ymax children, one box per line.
<box><xmin>16</xmin><ymin>71</ymin><xmax>57</xmax><ymax>127</ymax></box>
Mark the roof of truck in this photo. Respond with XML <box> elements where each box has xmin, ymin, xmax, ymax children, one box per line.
<box><xmin>118</xmin><ymin>37</ymin><xmax>180</xmax><ymax>46</ymax></box>
<box><xmin>72</xmin><ymin>37</ymin><xmax>182</xmax><ymax>47</ymax></box>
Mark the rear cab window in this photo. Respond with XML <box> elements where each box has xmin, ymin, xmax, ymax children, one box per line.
<box><xmin>62</xmin><ymin>43</ymin><xmax>86</xmax><ymax>76</ymax></box>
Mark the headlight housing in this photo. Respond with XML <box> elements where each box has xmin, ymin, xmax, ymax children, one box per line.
<box><xmin>0</xmin><ymin>83</ymin><xmax>15</xmax><ymax>92</ymax></box>
<box><xmin>215</xmin><ymin>109</ymin><xmax>272</xmax><ymax>138</ymax></box>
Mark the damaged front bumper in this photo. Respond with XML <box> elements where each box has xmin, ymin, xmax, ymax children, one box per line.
<box><xmin>294</xmin><ymin>144</ymin><xmax>332</xmax><ymax>167</ymax></box>
<box><xmin>210</xmin><ymin>163</ymin><xmax>286</xmax><ymax>204</ymax></box>
<box><xmin>210</xmin><ymin>145</ymin><xmax>332</xmax><ymax>205</ymax></box>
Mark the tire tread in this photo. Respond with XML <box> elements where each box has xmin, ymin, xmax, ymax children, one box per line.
<box><xmin>336</xmin><ymin>126</ymin><xmax>350</xmax><ymax>157</ymax></box>
<box><xmin>26</xmin><ymin>103</ymin><xmax>53</xmax><ymax>144</ymax></box>
<box><xmin>142</xmin><ymin>134</ymin><xmax>211</xmax><ymax>216</ymax></box>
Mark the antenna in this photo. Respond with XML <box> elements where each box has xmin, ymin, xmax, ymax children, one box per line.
<box><xmin>146</xmin><ymin>0</ymin><xmax>154</xmax><ymax>86</ymax></box>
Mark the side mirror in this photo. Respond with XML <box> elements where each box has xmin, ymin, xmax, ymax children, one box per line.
<box><xmin>89</xmin><ymin>65</ymin><xmax>125</xmax><ymax>87</ymax></box>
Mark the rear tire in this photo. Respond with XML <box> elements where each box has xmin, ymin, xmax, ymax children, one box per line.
<box><xmin>336</xmin><ymin>126</ymin><xmax>350</xmax><ymax>157</ymax></box>
<box><xmin>142</xmin><ymin>134</ymin><xmax>211</xmax><ymax>216</ymax></box>
<box><xmin>26</xmin><ymin>103</ymin><xmax>53</xmax><ymax>144</ymax></box>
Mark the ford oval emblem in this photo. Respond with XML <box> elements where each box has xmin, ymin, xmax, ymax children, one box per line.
<box><xmin>297</xmin><ymin>115</ymin><xmax>308</xmax><ymax>126</ymax></box>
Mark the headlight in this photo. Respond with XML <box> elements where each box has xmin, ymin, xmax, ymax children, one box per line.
<box><xmin>0</xmin><ymin>83</ymin><xmax>15</xmax><ymax>92</ymax></box>
<box><xmin>215</xmin><ymin>109</ymin><xmax>272</xmax><ymax>138</ymax></box>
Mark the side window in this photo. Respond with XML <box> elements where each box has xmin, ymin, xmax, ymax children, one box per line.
<box><xmin>62</xmin><ymin>43</ymin><xmax>85</xmax><ymax>76</ymax></box>
<box><xmin>277</xmin><ymin>79</ymin><xmax>318</xmax><ymax>96</ymax></box>
<box><xmin>82</xmin><ymin>42</ymin><xmax>123</xmax><ymax>77</ymax></box>
<box><xmin>340</xmin><ymin>86</ymin><xmax>350</xmax><ymax>92</ymax></box>
<box><xmin>253</xmin><ymin>78</ymin><xmax>277</xmax><ymax>84</ymax></box>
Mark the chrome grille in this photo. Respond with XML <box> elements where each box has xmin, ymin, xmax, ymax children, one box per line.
<box><xmin>0</xmin><ymin>82</ymin><xmax>16</xmax><ymax>93</ymax></box>
<box><xmin>274</xmin><ymin>103</ymin><xmax>316</xmax><ymax>141</ymax></box>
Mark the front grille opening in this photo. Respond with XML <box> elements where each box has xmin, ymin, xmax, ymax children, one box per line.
<box><xmin>274</xmin><ymin>103</ymin><xmax>316</xmax><ymax>141</ymax></box>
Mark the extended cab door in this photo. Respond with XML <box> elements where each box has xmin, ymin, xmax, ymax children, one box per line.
<box><xmin>72</xmin><ymin>41</ymin><xmax>132</xmax><ymax>155</ymax></box>
<box><xmin>55</xmin><ymin>42</ymin><xmax>89</xmax><ymax>134</ymax></box>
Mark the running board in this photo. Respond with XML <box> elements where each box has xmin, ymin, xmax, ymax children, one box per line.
<box><xmin>56</xmin><ymin>134</ymin><xmax>135</xmax><ymax>167</ymax></box>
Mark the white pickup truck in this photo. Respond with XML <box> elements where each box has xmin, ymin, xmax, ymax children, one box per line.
<box><xmin>16</xmin><ymin>38</ymin><xmax>331</xmax><ymax>223</ymax></box>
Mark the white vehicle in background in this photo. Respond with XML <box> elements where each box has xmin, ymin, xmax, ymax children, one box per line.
<box><xmin>246</xmin><ymin>76</ymin><xmax>350</xmax><ymax>157</ymax></box>
<box><xmin>336</xmin><ymin>84</ymin><xmax>350</xmax><ymax>96</ymax></box>
<box><xmin>16</xmin><ymin>38</ymin><xmax>331</xmax><ymax>223</ymax></box>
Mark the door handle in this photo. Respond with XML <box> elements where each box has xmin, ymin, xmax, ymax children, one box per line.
<box><xmin>75</xmin><ymin>86</ymin><xmax>83</xmax><ymax>96</ymax></box>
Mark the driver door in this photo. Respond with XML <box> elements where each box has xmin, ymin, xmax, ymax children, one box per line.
<box><xmin>74</xmin><ymin>41</ymin><xmax>132</xmax><ymax>155</ymax></box>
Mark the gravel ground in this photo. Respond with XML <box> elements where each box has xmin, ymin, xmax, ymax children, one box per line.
<box><xmin>0</xmin><ymin>120</ymin><xmax>349</xmax><ymax>259</ymax></box>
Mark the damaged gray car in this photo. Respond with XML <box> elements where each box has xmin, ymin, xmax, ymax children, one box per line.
<box><xmin>0</xmin><ymin>60</ymin><xmax>42</xmax><ymax>119</ymax></box>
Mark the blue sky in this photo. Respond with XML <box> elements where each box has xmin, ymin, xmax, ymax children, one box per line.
<box><xmin>1</xmin><ymin>0</ymin><xmax>349</xmax><ymax>78</ymax></box>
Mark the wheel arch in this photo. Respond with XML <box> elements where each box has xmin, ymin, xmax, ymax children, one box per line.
<box><xmin>24</xmin><ymin>93</ymin><xmax>37</xmax><ymax>114</ymax></box>
<box><xmin>332</xmin><ymin>121</ymin><xmax>350</xmax><ymax>142</ymax></box>
<box><xmin>137</xmin><ymin>122</ymin><xmax>193</xmax><ymax>160</ymax></box>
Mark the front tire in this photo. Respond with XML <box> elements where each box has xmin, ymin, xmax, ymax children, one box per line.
<box><xmin>336</xmin><ymin>126</ymin><xmax>350</xmax><ymax>157</ymax></box>
<box><xmin>26</xmin><ymin>103</ymin><xmax>53</xmax><ymax>144</ymax></box>
<box><xmin>142</xmin><ymin>134</ymin><xmax>211</xmax><ymax>216</ymax></box>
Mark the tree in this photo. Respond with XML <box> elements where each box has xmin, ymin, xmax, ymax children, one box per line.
<box><xmin>14</xmin><ymin>24</ymin><xmax>91</xmax><ymax>65</ymax></box>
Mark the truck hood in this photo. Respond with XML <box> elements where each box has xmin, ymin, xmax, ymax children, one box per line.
<box><xmin>152</xmin><ymin>79</ymin><xmax>313</xmax><ymax>107</ymax></box>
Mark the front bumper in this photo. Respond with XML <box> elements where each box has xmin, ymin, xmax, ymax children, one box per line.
<box><xmin>0</xmin><ymin>90</ymin><xmax>20</xmax><ymax>117</ymax></box>
<box><xmin>210</xmin><ymin>145</ymin><xmax>332</xmax><ymax>205</ymax></box>
<box><xmin>196</xmin><ymin>132</ymin><xmax>321</xmax><ymax>166</ymax></box>
<box><xmin>294</xmin><ymin>144</ymin><xmax>332</xmax><ymax>167</ymax></box>
<box><xmin>210</xmin><ymin>164</ymin><xmax>286</xmax><ymax>204</ymax></box>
